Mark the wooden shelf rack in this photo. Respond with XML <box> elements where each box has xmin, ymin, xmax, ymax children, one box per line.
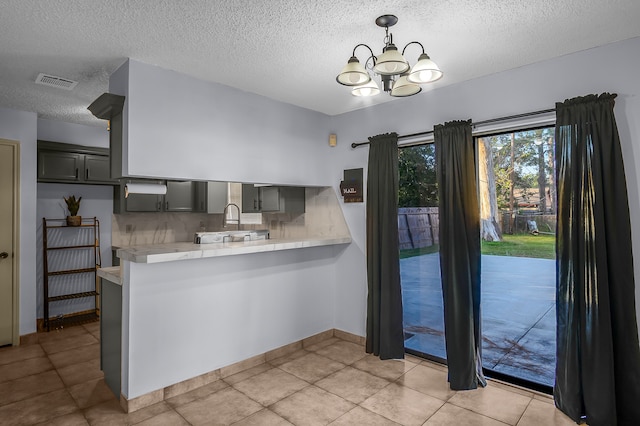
<box><xmin>42</xmin><ymin>217</ymin><xmax>101</xmax><ymax>331</ymax></box>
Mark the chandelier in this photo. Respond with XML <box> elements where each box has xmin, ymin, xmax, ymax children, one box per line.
<box><xmin>336</xmin><ymin>15</ymin><xmax>442</xmax><ymax>97</ymax></box>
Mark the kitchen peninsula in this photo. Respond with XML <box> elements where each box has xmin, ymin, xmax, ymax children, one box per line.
<box><xmin>117</xmin><ymin>235</ymin><xmax>351</xmax><ymax>263</ymax></box>
<box><xmin>98</xmin><ymin>186</ymin><xmax>354</xmax><ymax>412</ymax></box>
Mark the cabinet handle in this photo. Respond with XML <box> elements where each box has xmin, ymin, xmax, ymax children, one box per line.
<box><xmin>86</xmin><ymin>168</ymin><xmax>89</xmax><ymax>180</ymax></box>
<box><xmin>75</xmin><ymin>168</ymin><xmax>79</xmax><ymax>179</ymax></box>
<box><xmin>157</xmin><ymin>201</ymin><xmax>162</xmax><ymax>211</ymax></box>
<box><xmin>165</xmin><ymin>201</ymin><xmax>169</xmax><ymax>210</ymax></box>
<box><xmin>254</xmin><ymin>200</ymin><xmax>257</xmax><ymax>210</ymax></box>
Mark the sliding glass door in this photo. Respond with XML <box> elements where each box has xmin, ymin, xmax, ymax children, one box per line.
<box><xmin>398</xmin><ymin>144</ymin><xmax>446</xmax><ymax>361</ymax></box>
<box><xmin>399</xmin><ymin>125</ymin><xmax>556</xmax><ymax>391</ymax></box>
<box><xmin>478</xmin><ymin>127</ymin><xmax>556</xmax><ymax>390</ymax></box>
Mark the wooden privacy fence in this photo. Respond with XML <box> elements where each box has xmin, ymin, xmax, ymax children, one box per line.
<box><xmin>501</xmin><ymin>212</ymin><xmax>557</xmax><ymax>235</ymax></box>
<box><xmin>398</xmin><ymin>207</ymin><xmax>439</xmax><ymax>250</ymax></box>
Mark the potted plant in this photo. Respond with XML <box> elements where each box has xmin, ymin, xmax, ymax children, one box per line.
<box><xmin>64</xmin><ymin>195</ymin><xmax>82</xmax><ymax>226</ymax></box>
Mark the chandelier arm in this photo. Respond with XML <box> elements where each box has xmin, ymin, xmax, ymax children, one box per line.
<box><xmin>401</xmin><ymin>41</ymin><xmax>425</xmax><ymax>56</ymax></box>
<box><xmin>351</xmin><ymin>44</ymin><xmax>376</xmax><ymax>65</ymax></box>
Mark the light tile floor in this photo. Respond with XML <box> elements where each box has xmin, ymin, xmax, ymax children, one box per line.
<box><xmin>0</xmin><ymin>322</ymin><xmax>576</xmax><ymax>425</ymax></box>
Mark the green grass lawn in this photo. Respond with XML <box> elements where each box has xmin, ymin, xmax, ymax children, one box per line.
<box><xmin>400</xmin><ymin>234</ymin><xmax>556</xmax><ymax>260</ymax></box>
<box><xmin>482</xmin><ymin>234</ymin><xmax>556</xmax><ymax>259</ymax></box>
<box><xmin>399</xmin><ymin>244</ymin><xmax>440</xmax><ymax>259</ymax></box>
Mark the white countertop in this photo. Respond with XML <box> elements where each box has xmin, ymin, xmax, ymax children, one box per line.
<box><xmin>115</xmin><ymin>236</ymin><xmax>352</xmax><ymax>264</ymax></box>
<box><xmin>97</xmin><ymin>266</ymin><xmax>122</xmax><ymax>284</ymax></box>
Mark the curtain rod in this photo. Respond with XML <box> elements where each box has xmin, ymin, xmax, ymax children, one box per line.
<box><xmin>350</xmin><ymin>108</ymin><xmax>556</xmax><ymax>148</ymax></box>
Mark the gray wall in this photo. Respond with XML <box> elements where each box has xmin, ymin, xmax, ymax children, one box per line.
<box><xmin>36</xmin><ymin>118</ymin><xmax>114</xmax><ymax>319</ymax></box>
<box><xmin>5</xmin><ymin>36</ymin><xmax>640</xmax><ymax>342</ymax></box>
<box><xmin>329</xmin><ymin>37</ymin><xmax>640</xmax><ymax>338</ymax></box>
<box><xmin>0</xmin><ymin>106</ymin><xmax>38</xmax><ymax>336</ymax></box>
<box><xmin>37</xmin><ymin>118</ymin><xmax>108</xmax><ymax>148</ymax></box>
<box><xmin>111</xmin><ymin>59</ymin><xmax>333</xmax><ymax>185</ymax></box>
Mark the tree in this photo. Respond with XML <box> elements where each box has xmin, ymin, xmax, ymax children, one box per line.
<box><xmin>478</xmin><ymin>137</ymin><xmax>502</xmax><ymax>241</ymax></box>
<box><xmin>546</xmin><ymin>136</ymin><xmax>556</xmax><ymax>214</ymax></box>
<box><xmin>398</xmin><ymin>145</ymin><xmax>438</xmax><ymax>207</ymax></box>
<box><xmin>487</xmin><ymin>128</ymin><xmax>554</xmax><ymax>213</ymax></box>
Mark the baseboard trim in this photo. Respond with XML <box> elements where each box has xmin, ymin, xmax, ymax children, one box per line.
<box><xmin>19</xmin><ymin>332</ymin><xmax>38</xmax><ymax>346</ymax></box>
<box><xmin>120</xmin><ymin>328</ymin><xmax>364</xmax><ymax>413</ymax></box>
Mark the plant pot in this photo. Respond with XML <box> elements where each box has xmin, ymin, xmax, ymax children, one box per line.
<box><xmin>66</xmin><ymin>215</ymin><xmax>82</xmax><ymax>226</ymax></box>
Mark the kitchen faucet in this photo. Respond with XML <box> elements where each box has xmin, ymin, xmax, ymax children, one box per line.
<box><xmin>222</xmin><ymin>203</ymin><xmax>241</xmax><ymax>230</ymax></box>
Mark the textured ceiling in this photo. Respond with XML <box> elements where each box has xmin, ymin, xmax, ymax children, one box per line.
<box><xmin>1</xmin><ymin>0</ymin><xmax>640</xmax><ymax>127</ymax></box>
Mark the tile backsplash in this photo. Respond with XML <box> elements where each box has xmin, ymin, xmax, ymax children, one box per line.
<box><xmin>111</xmin><ymin>186</ymin><xmax>350</xmax><ymax>247</ymax></box>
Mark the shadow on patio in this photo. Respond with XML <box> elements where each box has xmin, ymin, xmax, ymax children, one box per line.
<box><xmin>401</xmin><ymin>253</ymin><xmax>556</xmax><ymax>388</ymax></box>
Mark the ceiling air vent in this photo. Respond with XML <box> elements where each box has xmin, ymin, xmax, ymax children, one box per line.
<box><xmin>35</xmin><ymin>73</ymin><xmax>78</xmax><ymax>90</ymax></box>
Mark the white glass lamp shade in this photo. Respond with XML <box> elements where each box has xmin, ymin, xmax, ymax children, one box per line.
<box><xmin>373</xmin><ymin>44</ymin><xmax>409</xmax><ymax>75</ymax></box>
<box><xmin>351</xmin><ymin>78</ymin><xmax>380</xmax><ymax>97</ymax></box>
<box><xmin>407</xmin><ymin>53</ymin><xmax>443</xmax><ymax>84</ymax></box>
<box><xmin>390</xmin><ymin>73</ymin><xmax>422</xmax><ymax>97</ymax></box>
<box><xmin>336</xmin><ymin>57</ymin><xmax>371</xmax><ymax>86</ymax></box>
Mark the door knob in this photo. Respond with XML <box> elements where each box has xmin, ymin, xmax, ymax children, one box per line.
<box><xmin>0</xmin><ymin>252</ymin><xmax>8</xmax><ymax>259</ymax></box>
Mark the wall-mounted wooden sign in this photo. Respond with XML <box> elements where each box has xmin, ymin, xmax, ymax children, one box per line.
<box><xmin>340</xmin><ymin>168</ymin><xmax>363</xmax><ymax>203</ymax></box>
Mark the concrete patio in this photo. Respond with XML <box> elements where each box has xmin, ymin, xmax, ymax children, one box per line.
<box><xmin>401</xmin><ymin>254</ymin><xmax>556</xmax><ymax>388</ymax></box>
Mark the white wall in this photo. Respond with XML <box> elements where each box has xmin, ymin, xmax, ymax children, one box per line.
<box><xmin>329</xmin><ymin>37</ymin><xmax>640</xmax><ymax>338</ymax></box>
<box><xmin>0</xmin><ymin>106</ymin><xmax>38</xmax><ymax>336</ymax></box>
<box><xmin>110</xmin><ymin>59</ymin><xmax>333</xmax><ymax>185</ymax></box>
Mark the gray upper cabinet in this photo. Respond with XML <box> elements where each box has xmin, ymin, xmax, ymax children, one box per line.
<box><xmin>259</xmin><ymin>187</ymin><xmax>281</xmax><ymax>212</ymax></box>
<box><xmin>38</xmin><ymin>150</ymin><xmax>83</xmax><ymax>182</ymax></box>
<box><xmin>242</xmin><ymin>184</ymin><xmax>304</xmax><ymax>214</ymax></box>
<box><xmin>242</xmin><ymin>185</ymin><xmax>279</xmax><ymax>213</ymax></box>
<box><xmin>241</xmin><ymin>184</ymin><xmax>259</xmax><ymax>213</ymax></box>
<box><xmin>114</xmin><ymin>179</ymin><xmax>200</xmax><ymax>213</ymax></box>
<box><xmin>84</xmin><ymin>154</ymin><xmax>112</xmax><ymax>182</ymax></box>
<box><xmin>278</xmin><ymin>186</ymin><xmax>306</xmax><ymax>214</ymax></box>
<box><xmin>125</xmin><ymin>193</ymin><xmax>161</xmax><ymax>212</ymax></box>
<box><xmin>164</xmin><ymin>181</ymin><xmax>194</xmax><ymax>212</ymax></box>
<box><xmin>194</xmin><ymin>181</ymin><xmax>228</xmax><ymax>213</ymax></box>
<box><xmin>114</xmin><ymin>179</ymin><xmax>163</xmax><ymax>213</ymax></box>
<box><xmin>37</xmin><ymin>141</ymin><xmax>116</xmax><ymax>185</ymax></box>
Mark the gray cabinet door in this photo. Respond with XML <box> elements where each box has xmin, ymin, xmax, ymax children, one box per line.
<box><xmin>279</xmin><ymin>186</ymin><xmax>305</xmax><ymax>214</ymax></box>
<box><xmin>122</xmin><ymin>179</ymin><xmax>163</xmax><ymax>212</ymax></box>
<box><xmin>242</xmin><ymin>184</ymin><xmax>260</xmax><ymax>213</ymax></box>
<box><xmin>242</xmin><ymin>185</ymin><xmax>280</xmax><ymax>212</ymax></box>
<box><xmin>259</xmin><ymin>187</ymin><xmax>280</xmax><ymax>212</ymax></box>
<box><xmin>125</xmin><ymin>193</ymin><xmax>162</xmax><ymax>212</ymax></box>
<box><xmin>164</xmin><ymin>181</ymin><xmax>194</xmax><ymax>212</ymax></box>
<box><xmin>193</xmin><ymin>182</ymin><xmax>208</xmax><ymax>213</ymax></box>
<box><xmin>194</xmin><ymin>182</ymin><xmax>229</xmax><ymax>213</ymax></box>
<box><xmin>241</xmin><ymin>185</ymin><xmax>304</xmax><ymax>213</ymax></box>
<box><xmin>116</xmin><ymin>180</ymin><xmax>196</xmax><ymax>213</ymax></box>
<box><xmin>84</xmin><ymin>154</ymin><xmax>114</xmax><ymax>183</ymax></box>
<box><xmin>38</xmin><ymin>151</ymin><xmax>82</xmax><ymax>182</ymax></box>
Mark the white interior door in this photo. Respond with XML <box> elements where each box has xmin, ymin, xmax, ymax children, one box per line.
<box><xmin>0</xmin><ymin>140</ymin><xmax>17</xmax><ymax>346</ymax></box>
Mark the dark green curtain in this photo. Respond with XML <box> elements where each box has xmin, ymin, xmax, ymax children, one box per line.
<box><xmin>434</xmin><ymin>120</ymin><xmax>486</xmax><ymax>390</ymax></box>
<box><xmin>555</xmin><ymin>93</ymin><xmax>640</xmax><ymax>426</ymax></box>
<box><xmin>365</xmin><ymin>132</ymin><xmax>405</xmax><ymax>360</ymax></box>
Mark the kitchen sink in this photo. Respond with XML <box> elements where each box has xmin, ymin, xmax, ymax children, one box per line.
<box><xmin>194</xmin><ymin>229</ymin><xmax>269</xmax><ymax>244</ymax></box>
